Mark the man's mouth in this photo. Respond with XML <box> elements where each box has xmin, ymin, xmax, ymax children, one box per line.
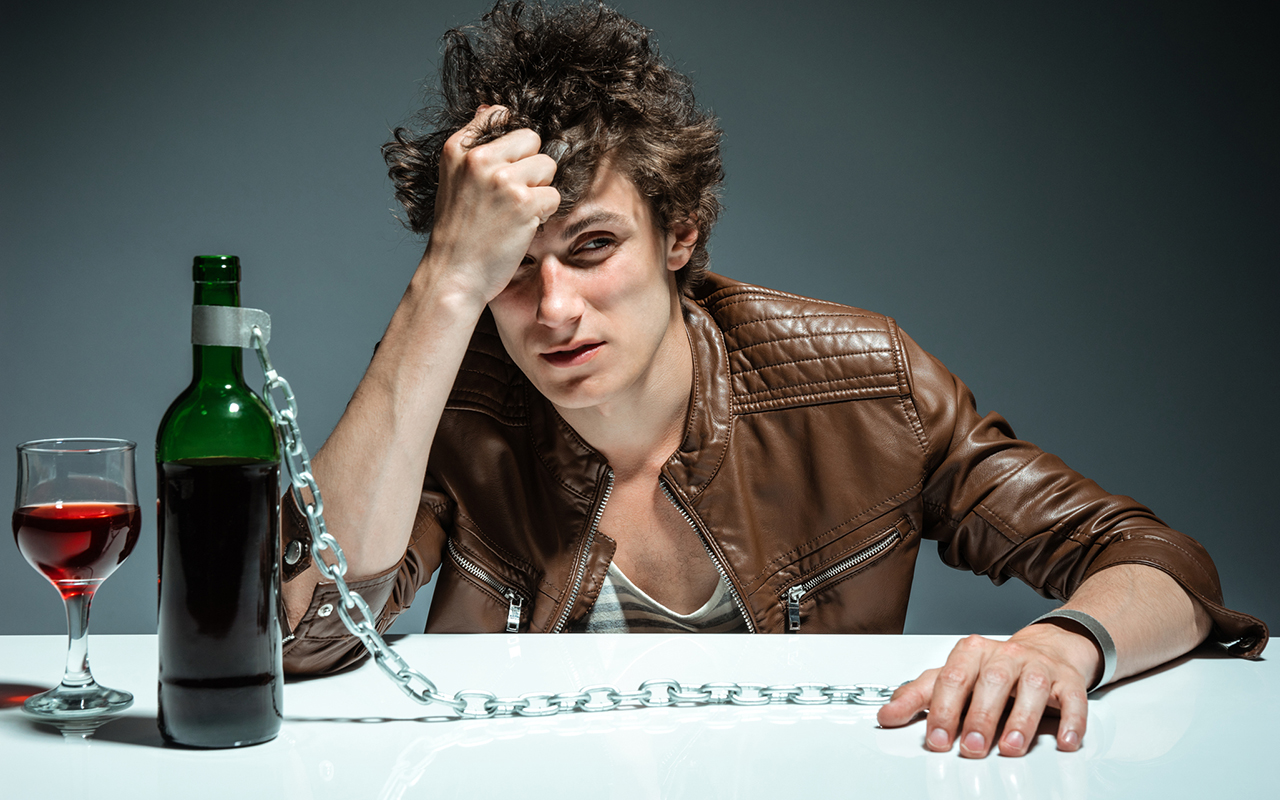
<box><xmin>540</xmin><ymin>341</ymin><xmax>604</xmax><ymax>367</ymax></box>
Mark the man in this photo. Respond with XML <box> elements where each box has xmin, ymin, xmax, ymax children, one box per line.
<box><xmin>278</xmin><ymin>1</ymin><xmax>1266</xmax><ymax>759</ymax></box>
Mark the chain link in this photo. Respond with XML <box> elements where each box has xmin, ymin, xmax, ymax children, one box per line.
<box><xmin>248</xmin><ymin>325</ymin><xmax>899</xmax><ymax>719</ymax></box>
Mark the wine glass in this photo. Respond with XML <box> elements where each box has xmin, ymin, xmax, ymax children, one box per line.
<box><xmin>11</xmin><ymin>438</ymin><xmax>140</xmax><ymax>718</ymax></box>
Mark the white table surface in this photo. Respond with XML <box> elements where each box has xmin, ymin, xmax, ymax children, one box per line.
<box><xmin>0</xmin><ymin>633</ymin><xmax>1272</xmax><ymax>799</ymax></box>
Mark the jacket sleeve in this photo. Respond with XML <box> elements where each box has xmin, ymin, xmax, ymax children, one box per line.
<box><xmin>280</xmin><ymin>484</ymin><xmax>450</xmax><ymax>676</ymax></box>
<box><xmin>899</xmin><ymin>327</ymin><xmax>1268</xmax><ymax>658</ymax></box>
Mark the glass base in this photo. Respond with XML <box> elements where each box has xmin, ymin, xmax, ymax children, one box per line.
<box><xmin>22</xmin><ymin>682</ymin><xmax>133</xmax><ymax>720</ymax></box>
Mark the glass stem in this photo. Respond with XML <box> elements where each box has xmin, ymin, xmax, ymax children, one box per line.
<box><xmin>61</xmin><ymin>589</ymin><xmax>97</xmax><ymax>689</ymax></box>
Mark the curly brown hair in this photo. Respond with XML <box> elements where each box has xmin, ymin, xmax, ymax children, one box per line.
<box><xmin>382</xmin><ymin>0</ymin><xmax>724</xmax><ymax>290</ymax></box>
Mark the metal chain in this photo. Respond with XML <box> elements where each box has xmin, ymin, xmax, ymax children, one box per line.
<box><xmin>249</xmin><ymin>326</ymin><xmax>898</xmax><ymax>718</ymax></box>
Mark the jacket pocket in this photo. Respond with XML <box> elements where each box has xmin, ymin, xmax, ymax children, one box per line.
<box><xmin>446</xmin><ymin>537</ymin><xmax>528</xmax><ymax>633</ymax></box>
<box><xmin>781</xmin><ymin>515</ymin><xmax>913</xmax><ymax>631</ymax></box>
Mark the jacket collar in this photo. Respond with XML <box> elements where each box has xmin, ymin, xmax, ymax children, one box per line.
<box><xmin>665</xmin><ymin>293</ymin><xmax>732</xmax><ymax>499</ymax></box>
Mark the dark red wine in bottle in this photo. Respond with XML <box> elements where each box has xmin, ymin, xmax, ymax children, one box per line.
<box><xmin>156</xmin><ymin>255</ymin><xmax>282</xmax><ymax>748</ymax></box>
<box><xmin>157</xmin><ymin>459</ymin><xmax>280</xmax><ymax>747</ymax></box>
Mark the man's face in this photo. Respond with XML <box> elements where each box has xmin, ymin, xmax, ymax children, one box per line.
<box><xmin>488</xmin><ymin>163</ymin><xmax>694</xmax><ymax>414</ymax></box>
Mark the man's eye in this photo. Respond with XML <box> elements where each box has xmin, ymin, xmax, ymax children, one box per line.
<box><xmin>577</xmin><ymin>237</ymin><xmax>614</xmax><ymax>255</ymax></box>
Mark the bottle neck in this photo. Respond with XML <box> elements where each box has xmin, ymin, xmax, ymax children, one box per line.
<box><xmin>192</xmin><ymin>281</ymin><xmax>245</xmax><ymax>385</ymax></box>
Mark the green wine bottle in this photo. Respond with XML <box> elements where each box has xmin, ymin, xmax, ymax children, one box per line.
<box><xmin>156</xmin><ymin>255</ymin><xmax>284</xmax><ymax>748</ymax></box>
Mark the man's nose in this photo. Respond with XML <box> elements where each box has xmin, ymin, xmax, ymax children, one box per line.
<box><xmin>535</xmin><ymin>260</ymin><xmax>583</xmax><ymax>327</ymax></box>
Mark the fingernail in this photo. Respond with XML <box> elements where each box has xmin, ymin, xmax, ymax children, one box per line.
<box><xmin>927</xmin><ymin>728</ymin><xmax>950</xmax><ymax>750</ymax></box>
<box><xmin>962</xmin><ymin>731</ymin><xmax>985</xmax><ymax>753</ymax></box>
<box><xmin>1004</xmin><ymin>730</ymin><xmax>1025</xmax><ymax>751</ymax></box>
<box><xmin>1062</xmin><ymin>729</ymin><xmax>1079</xmax><ymax>749</ymax></box>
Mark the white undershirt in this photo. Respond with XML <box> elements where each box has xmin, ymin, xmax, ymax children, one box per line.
<box><xmin>571</xmin><ymin>561</ymin><xmax>748</xmax><ymax>633</ymax></box>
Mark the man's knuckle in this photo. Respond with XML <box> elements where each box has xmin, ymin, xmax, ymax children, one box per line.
<box><xmin>1004</xmin><ymin>711</ymin><xmax>1034</xmax><ymax>730</ymax></box>
<box><xmin>1001</xmin><ymin>641</ymin><xmax>1027</xmax><ymax>659</ymax></box>
<box><xmin>980</xmin><ymin>667</ymin><xmax>1012</xmax><ymax>687</ymax></box>
<box><xmin>463</xmin><ymin>145</ymin><xmax>493</xmax><ymax>170</ymax></box>
<box><xmin>937</xmin><ymin>666</ymin><xmax>969</xmax><ymax>688</ymax></box>
<box><xmin>959</xmin><ymin>634</ymin><xmax>988</xmax><ymax>651</ymax></box>
<box><xmin>1021</xmin><ymin>671</ymin><xmax>1051</xmax><ymax>692</ymax></box>
<box><xmin>1058</xmin><ymin>685</ymin><xmax>1089</xmax><ymax>705</ymax></box>
<box><xmin>964</xmin><ymin>708</ymin><xmax>997</xmax><ymax>729</ymax></box>
<box><xmin>506</xmin><ymin>180</ymin><xmax>530</xmax><ymax>203</ymax></box>
<box><xmin>446</xmin><ymin>125</ymin><xmax>472</xmax><ymax>146</ymax></box>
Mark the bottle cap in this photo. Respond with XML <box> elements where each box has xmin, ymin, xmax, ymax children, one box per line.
<box><xmin>192</xmin><ymin>255</ymin><xmax>240</xmax><ymax>283</ymax></box>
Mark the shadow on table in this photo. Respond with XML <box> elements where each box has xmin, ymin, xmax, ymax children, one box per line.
<box><xmin>287</xmin><ymin>713</ymin><xmax>464</xmax><ymax>725</ymax></box>
<box><xmin>88</xmin><ymin>713</ymin><xmax>165</xmax><ymax>746</ymax></box>
<box><xmin>1090</xmin><ymin>639</ymin><xmax>1246</xmax><ymax>700</ymax></box>
<box><xmin>22</xmin><ymin>710</ymin><xmax>165</xmax><ymax>746</ymax></box>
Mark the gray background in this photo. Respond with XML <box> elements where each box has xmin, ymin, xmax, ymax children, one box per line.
<box><xmin>2</xmin><ymin>0</ymin><xmax>1275</xmax><ymax>639</ymax></box>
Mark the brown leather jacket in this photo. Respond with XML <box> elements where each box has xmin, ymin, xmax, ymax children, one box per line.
<box><xmin>282</xmin><ymin>273</ymin><xmax>1268</xmax><ymax>674</ymax></box>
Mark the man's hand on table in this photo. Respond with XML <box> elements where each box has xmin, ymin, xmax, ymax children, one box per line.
<box><xmin>876</xmin><ymin>624</ymin><xmax>1100</xmax><ymax>758</ymax></box>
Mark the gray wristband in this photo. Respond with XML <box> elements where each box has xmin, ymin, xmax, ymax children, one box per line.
<box><xmin>1030</xmin><ymin>609</ymin><xmax>1118</xmax><ymax>692</ymax></box>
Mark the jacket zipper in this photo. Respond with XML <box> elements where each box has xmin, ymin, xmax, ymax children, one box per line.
<box><xmin>659</xmin><ymin>478</ymin><xmax>757</xmax><ymax>633</ymax></box>
<box><xmin>784</xmin><ymin>528</ymin><xmax>902</xmax><ymax>631</ymax></box>
<box><xmin>446</xmin><ymin>536</ymin><xmax>527</xmax><ymax>633</ymax></box>
<box><xmin>551</xmin><ymin>470</ymin><xmax>615</xmax><ymax>633</ymax></box>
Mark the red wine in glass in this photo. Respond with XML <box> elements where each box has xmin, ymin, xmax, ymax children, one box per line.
<box><xmin>12</xmin><ymin>438</ymin><xmax>139</xmax><ymax>720</ymax></box>
<box><xmin>13</xmin><ymin>502</ymin><xmax>141</xmax><ymax>598</ymax></box>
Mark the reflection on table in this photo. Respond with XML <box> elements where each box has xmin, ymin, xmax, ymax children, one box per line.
<box><xmin>0</xmin><ymin>633</ymin><xmax>1268</xmax><ymax>799</ymax></box>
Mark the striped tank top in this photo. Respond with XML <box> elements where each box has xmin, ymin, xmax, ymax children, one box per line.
<box><xmin>571</xmin><ymin>561</ymin><xmax>748</xmax><ymax>633</ymax></box>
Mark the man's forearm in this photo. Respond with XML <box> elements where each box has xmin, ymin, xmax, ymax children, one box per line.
<box><xmin>280</xmin><ymin>264</ymin><xmax>486</xmax><ymax>631</ymax></box>
<box><xmin>1042</xmin><ymin>562</ymin><xmax>1213</xmax><ymax>687</ymax></box>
